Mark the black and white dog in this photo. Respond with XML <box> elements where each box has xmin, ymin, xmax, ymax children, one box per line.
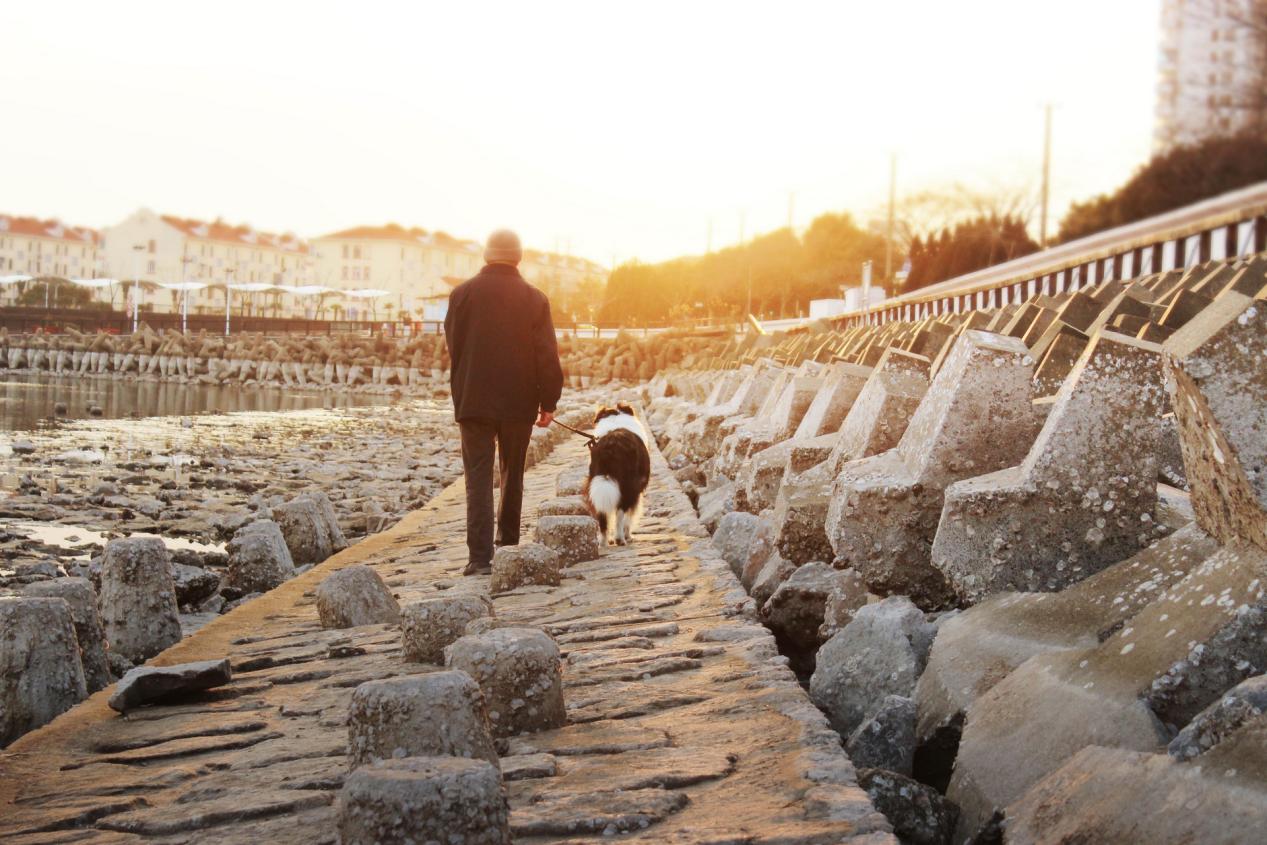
<box><xmin>584</xmin><ymin>403</ymin><xmax>651</xmax><ymax>546</ymax></box>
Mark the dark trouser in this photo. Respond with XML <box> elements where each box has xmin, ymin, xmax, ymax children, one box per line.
<box><xmin>459</xmin><ymin>418</ymin><xmax>534</xmax><ymax>568</ymax></box>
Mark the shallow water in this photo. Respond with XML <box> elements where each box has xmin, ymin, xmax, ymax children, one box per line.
<box><xmin>0</xmin><ymin>373</ymin><xmax>391</xmax><ymax>431</ymax></box>
<box><xmin>2</xmin><ymin>519</ymin><xmax>224</xmax><ymax>558</ymax></box>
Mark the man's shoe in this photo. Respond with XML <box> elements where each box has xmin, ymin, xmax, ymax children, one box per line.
<box><xmin>463</xmin><ymin>560</ymin><xmax>491</xmax><ymax>576</ymax></box>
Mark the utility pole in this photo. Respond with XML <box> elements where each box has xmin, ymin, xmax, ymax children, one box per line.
<box><xmin>740</xmin><ymin>210</ymin><xmax>750</xmax><ymax>320</ymax></box>
<box><xmin>1040</xmin><ymin>102</ymin><xmax>1053</xmax><ymax>248</ymax></box>
<box><xmin>885</xmin><ymin>152</ymin><xmax>896</xmax><ymax>285</ymax></box>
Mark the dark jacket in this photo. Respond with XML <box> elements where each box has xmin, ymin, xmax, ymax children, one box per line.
<box><xmin>444</xmin><ymin>263</ymin><xmax>564</xmax><ymax>423</ymax></box>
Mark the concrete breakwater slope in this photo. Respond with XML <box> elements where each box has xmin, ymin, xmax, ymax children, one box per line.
<box><xmin>0</xmin><ymin>421</ymin><xmax>894</xmax><ymax>843</ymax></box>
<box><xmin>646</xmin><ymin>253</ymin><xmax>1267</xmax><ymax>843</ymax></box>
<box><xmin>0</xmin><ymin>326</ymin><xmax>730</xmax><ymax>394</ymax></box>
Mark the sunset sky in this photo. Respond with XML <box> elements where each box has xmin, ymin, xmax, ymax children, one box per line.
<box><xmin>4</xmin><ymin>1</ymin><xmax>1161</xmax><ymax>266</ymax></box>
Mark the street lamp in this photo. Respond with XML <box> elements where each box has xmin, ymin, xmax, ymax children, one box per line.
<box><xmin>130</xmin><ymin>244</ymin><xmax>145</xmax><ymax>333</ymax></box>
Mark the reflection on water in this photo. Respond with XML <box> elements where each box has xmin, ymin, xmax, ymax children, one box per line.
<box><xmin>3</xmin><ymin>519</ymin><xmax>224</xmax><ymax>557</ymax></box>
<box><xmin>0</xmin><ymin>374</ymin><xmax>391</xmax><ymax>431</ymax></box>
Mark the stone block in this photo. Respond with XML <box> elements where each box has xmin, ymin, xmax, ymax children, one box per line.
<box><xmin>446</xmin><ymin>628</ymin><xmax>565</xmax><ymax>738</ymax></box>
<box><xmin>347</xmin><ymin>672</ymin><xmax>499</xmax><ymax>768</ymax></box>
<box><xmin>555</xmin><ymin>468</ymin><xmax>588</xmax><ymax>497</ymax></box>
<box><xmin>818</xmin><ymin>567</ymin><xmax>873</xmax><ymax>641</ymax></box>
<box><xmin>846</xmin><ymin>694</ymin><xmax>917</xmax><ymax>775</ymax></box>
<box><xmin>401</xmin><ymin>595</ymin><xmax>492</xmax><ymax>663</ymax></box>
<box><xmin>536</xmin><ymin>496</ymin><xmax>590</xmax><ymax>517</ymax></box>
<box><xmin>315</xmin><ymin>565</ymin><xmax>401</xmax><ymax>629</ymax></box>
<box><xmin>858</xmin><ymin>768</ymin><xmax>958</xmax><ymax>845</ymax></box>
<box><xmin>225</xmin><ymin>520</ymin><xmax>295</xmax><ymax>594</ymax></box>
<box><xmin>272</xmin><ymin>490</ymin><xmax>348</xmax><ymax>566</ymax></box>
<box><xmin>827</xmin><ymin>331</ymin><xmax>1040</xmax><ymax>608</ymax></box>
<box><xmin>933</xmin><ymin>332</ymin><xmax>1170</xmax><ymax>603</ymax></box>
<box><xmin>490</xmin><ymin>543</ymin><xmax>562</xmax><ymax>592</ymax></box>
<box><xmin>809</xmin><ymin>596</ymin><xmax>934</xmax><ymax>738</ymax></box>
<box><xmin>98</xmin><ymin>537</ymin><xmax>182</xmax><ymax>664</ymax></box>
<box><xmin>0</xmin><ymin>597</ymin><xmax>87</xmax><ymax>746</ymax></box>
<box><xmin>23</xmin><ymin>577</ymin><xmax>110</xmax><ymax>694</ymax></box>
<box><xmin>534</xmin><ymin>515</ymin><xmax>601</xmax><ymax>564</ymax></box>
<box><xmin>107</xmin><ymin>658</ymin><xmax>232</xmax><ymax>713</ymax></box>
<box><xmin>337</xmin><ymin>756</ymin><xmax>510</xmax><ymax>845</ymax></box>
<box><xmin>946</xmin><ymin>542</ymin><xmax>1267</xmax><ymax>839</ymax></box>
<box><xmin>762</xmin><ymin>562</ymin><xmax>849</xmax><ymax>653</ymax></box>
<box><xmin>1165</xmin><ymin>290</ymin><xmax>1267</xmax><ymax>551</ymax></box>
<box><xmin>794</xmin><ymin>363</ymin><xmax>874</xmax><ymax>439</ymax></box>
<box><xmin>1168</xmin><ymin>672</ymin><xmax>1267</xmax><ymax>761</ymax></box>
<box><xmin>712</xmin><ymin>511</ymin><xmax>764</xmax><ymax>578</ymax></box>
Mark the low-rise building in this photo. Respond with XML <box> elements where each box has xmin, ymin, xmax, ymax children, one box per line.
<box><xmin>0</xmin><ymin>214</ymin><xmax>104</xmax><ymax>306</ymax></box>
<box><xmin>100</xmin><ymin>208</ymin><xmax>313</xmax><ymax>316</ymax></box>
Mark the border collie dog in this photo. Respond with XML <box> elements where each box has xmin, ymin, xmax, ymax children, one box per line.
<box><xmin>584</xmin><ymin>403</ymin><xmax>651</xmax><ymax>545</ymax></box>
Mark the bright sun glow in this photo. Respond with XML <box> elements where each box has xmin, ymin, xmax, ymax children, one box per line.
<box><xmin>2</xmin><ymin>0</ymin><xmax>1160</xmax><ymax>264</ymax></box>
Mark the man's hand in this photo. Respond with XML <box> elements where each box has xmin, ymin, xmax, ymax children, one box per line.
<box><xmin>535</xmin><ymin>410</ymin><xmax>554</xmax><ymax>429</ymax></box>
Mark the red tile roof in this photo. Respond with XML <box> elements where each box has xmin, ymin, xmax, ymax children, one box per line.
<box><xmin>0</xmin><ymin>214</ymin><xmax>98</xmax><ymax>244</ymax></box>
<box><xmin>160</xmin><ymin>215</ymin><xmax>308</xmax><ymax>254</ymax></box>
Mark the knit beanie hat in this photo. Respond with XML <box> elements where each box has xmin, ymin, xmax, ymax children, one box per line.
<box><xmin>484</xmin><ymin>229</ymin><xmax>522</xmax><ymax>265</ymax></box>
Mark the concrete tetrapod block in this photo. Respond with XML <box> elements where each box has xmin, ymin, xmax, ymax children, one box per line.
<box><xmin>826</xmin><ymin>331</ymin><xmax>1041</xmax><ymax>608</ymax></box>
<box><xmin>489</xmin><ymin>543</ymin><xmax>562</xmax><ymax>593</ymax></box>
<box><xmin>792</xmin><ymin>362</ymin><xmax>874</xmax><ymax>440</ymax></box>
<box><xmin>347</xmin><ymin>672</ymin><xmax>500</xmax><ymax>768</ymax></box>
<box><xmin>0</xmin><ymin>597</ymin><xmax>87</xmax><ymax>746</ymax></box>
<box><xmin>762</xmin><ymin>562</ymin><xmax>853</xmax><ymax>653</ymax></box>
<box><xmin>773</xmin><ymin>348</ymin><xmax>930</xmax><ymax>565</ymax></box>
<box><xmin>315</xmin><ymin>565</ymin><xmax>401</xmax><ymax>629</ymax></box>
<box><xmin>338</xmin><ymin>756</ymin><xmax>510</xmax><ymax>845</ymax></box>
<box><xmin>914</xmin><ymin>523</ymin><xmax>1219</xmax><ymax>776</ymax></box>
<box><xmin>1164</xmin><ymin>289</ymin><xmax>1267</xmax><ymax>552</ymax></box>
<box><xmin>933</xmin><ymin>331</ymin><xmax>1170</xmax><ymax>604</ymax></box>
<box><xmin>224</xmin><ymin>519</ymin><xmax>296</xmax><ymax>594</ymax></box>
<box><xmin>445</xmin><ymin>627</ymin><xmax>565</xmax><ymax>738</ymax></box>
<box><xmin>946</xmin><ymin>541</ymin><xmax>1267</xmax><ymax>840</ymax></box>
<box><xmin>401</xmin><ymin>595</ymin><xmax>492</xmax><ymax>663</ymax></box>
<box><xmin>23</xmin><ymin>577</ymin><xmax>111</xmax><ymax>694</ymax></box>
<box><xmin>738</xmin><ymin>432</ymin><xmax>836</xmax><ymax>514</ymax></box>
<box><xmin>97</xmin><ymin>537</ymin><xmax>182</xmax><ymax>665</ymax></box>
<box><xmin>534</xmin><ymin>515</ymin><xmax>601</xmax><ymax>563</ymax></box>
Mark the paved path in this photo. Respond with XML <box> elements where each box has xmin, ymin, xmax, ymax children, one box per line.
<box><xmin>0</xmin><ymin>429</ymin><xmax>892</xmax><ymax>844</ymax></box>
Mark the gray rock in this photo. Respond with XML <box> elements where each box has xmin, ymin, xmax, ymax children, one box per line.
<box><xmin>1169</xmin><ymin>673</ymin><xmax>1267</xmax><ymax>760</ymax></box>
<box><xmin>810</xmin><ymin>596</ymin><xmax>934</xmax><ymax>738</ymax></box>
<box><xmin>696</xmin><ymin>479</ymin><xmax>738</xmax><ymax>533</ymax></box>
<box><xmin>0</xmin><ymin>597</ymin><xmax>87</xmax><ymax>746</ymax></box>
<box><xmin>749</xmin><ymin>553</ymin><xmax>796</xmax><ymax>607</ymax></box>
<box><xmin>712</xmin><ymin>511</ymin><xmax>763</xmax><ymax>577</ymax></box>
<box><xmin>534</xmin><ymin>515</ymin><xmax>601</xmax><ymax>565</ymax></box>
<box><xmin>490</xmin><ymin>543</ymin><xmax>562</xmax><ymax>593</ymax></box>
<box><xmin>846</xmin><ymin>695</ymin><xmax>917</xmax><ymax>775</ymax></box>
<box><xmin>818</xmin><ymin>568</ymin><xmax>873</xmax><ymax>641</ymax></box>
<box><xmin>858</xmin><ymin>767</ymin><xmax>958</xmax><ymax>845</ymax></box>
<box><xmin>224</xmin><ymin>520</ymin><xmax>295</xmax><ymax>594</ymax></box>
<box><xmin>107</xmin><ymin>658</ymin><xmax>232</xmax><ymax>713</ymax></box>
<box><xmin>273</xmin><ymin>491</ymin><xmax>347</xmax><ymax>565</ymax></box>
<box><xmin>347</xmin><ymin>672</ymin><xmax>499</xmax><ymax>769</ymax></box>
<box><xmin>315</xmin><ymin>565</ymin><xmax>400</xmax><ymax>629</ymax></box>
<box><xmin>23</xmin><ymin>578</ymin><xmax>111</xmax><ymax>693</ymax></box>
<box><xmin>446</xmin><ymin>627</ymin><xmax>565</xmax><ymax>738</ymax></box>
<box><xmin>97</xmin><ymin>537</ymin><xmax>182</xmax><ymax>664</ymax></box>
<box><xmin>10</xmin><ymin>439</ymin><xmax>35</xmax><ymax>455</ymax></box>
<box><xmin>337</xmin><ymin>756</ymin><xmax>510</xmax><ymax>845</ymax></box>
<box><xmin>537</xmin><ymin>496</ymin><xmax>590</xmax><ymax>517</ymax></box>
<box><xmin>761</xmin><ymin>562</ymin><xmax>847</xmax><ymax>652</ymax></box>
<box><xmin>401</xmin><ymin>595</ymin><xmax>491</xmax><ymax>664</ymax></box>
<box><xmin>170</xmin><ymin>562</ymin><xmax>221</xmax><ymax>607</ymax></box>
<box><xmin>555</xmin><ymin>468</ymin><xmax>588</xmax><ymax>497</ymax></box>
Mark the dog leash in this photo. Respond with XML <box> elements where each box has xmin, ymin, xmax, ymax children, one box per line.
<box><xmin>550</xmin><ymin>416</ymin><xmax>598</xmax><ymax>448</ymax></box>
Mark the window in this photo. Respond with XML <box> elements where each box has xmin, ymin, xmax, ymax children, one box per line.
<box><xmin>147</xmin><ymin>260</ymin><xmax>156</xmax><ymax>274</ymax></box>
<box><xmin>353</xmin><ymin>245</ymin><xmax>362</xmax><ymax>259</ymax></box>
<box><xmin>342</xmin><ymin>244</ymin><xmax>349</xmax><ymax>259</ymax></box>
<box><xmin>148</xmin><ymin>240</ymin><xmax>156</xmax><ymax>254</ymax></box>
<box><xmin>342</xmin><ymin>267</ymin><xmax>348</xmax><ymax>280</ymax></box>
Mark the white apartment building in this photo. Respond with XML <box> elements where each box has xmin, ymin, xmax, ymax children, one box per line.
<box><xmin>101</xmin><ymin>208</ymin><xmax>313</xmax><ymax>316</ymax></box>
<box><xmin>1155</xmin><ymin>0</ymin><xmax>1267</xmax><ymax>149</ymax></box>
<box><xmin>311</xmin><ymin>225</ymin><xmax>607</xmax><ymax>321</ymax></box>
<box><xmin>0</xmin><ymin>214</ymin><xmax>104</xmax><ymax>306</ymax></box>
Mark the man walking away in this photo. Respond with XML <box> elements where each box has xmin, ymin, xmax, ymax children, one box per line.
<box><xmin>444</xmin><ymin>229</ymin><xmax>564</xmax><ymax>575</ymax></box>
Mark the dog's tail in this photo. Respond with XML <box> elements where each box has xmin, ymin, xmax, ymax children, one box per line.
<box><xmin>587</xmin><ymin>475</ymin><xmax>621</xmax><ymax>515</ymax></box>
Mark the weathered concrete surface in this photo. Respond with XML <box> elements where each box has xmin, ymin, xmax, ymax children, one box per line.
<box><xmin>1165</xmin><ymin>289</ymin><xmax>1267</xmax><ymax>551</ymax></box>
<box><xmin>0</xmin><ymin>420</ymin><xmax>893</xmax><ymax>843</ymax></box>
<box><xmin>22</xmin><ymin>577</ymin><xmax>111</xmax><ymax>694</ymax></box>
<box><xmin>0</xmin><ymin>597</ymin><xmax>87</xmax><ymax>746</ymax></box>
<box><xmin>773</xmin><ymin>348</ymin><xmax>930</xmax><ymax>565</ymax></box>
<box><xmin>827</xmin><ymin>332</ymin><xmax>1041</xmax><ymax>608</ymax></box>
<box><xmin>933</xmin><ymin>331</ymin><xmax>1170</xmax><ymax>603</ymax></box>
<box><xmin>97</xmin><ymin>537</ymin><xmax>183</xmax><ymax>665</ymax></box>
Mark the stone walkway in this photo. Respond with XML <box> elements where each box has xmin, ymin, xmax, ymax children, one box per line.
<box><xmin>0</xmin><ymin>431</ymin><xmax>892</xmax><ymax>843</ymax></box>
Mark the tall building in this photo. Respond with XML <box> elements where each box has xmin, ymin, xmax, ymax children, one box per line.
<box><xmin>1155</xmin><ymin>0</ymin><xmax>1267</xmax><ymax>150</ymax></box>
<box><xmin>101</xmin><ymin>209</ymin><xmax>313</xmax><ymax>316</ymax></box>
<box><xmin>0</xmin><ymin>214</ymin><xmax>103</xmax><ymax>307</ymax></box>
